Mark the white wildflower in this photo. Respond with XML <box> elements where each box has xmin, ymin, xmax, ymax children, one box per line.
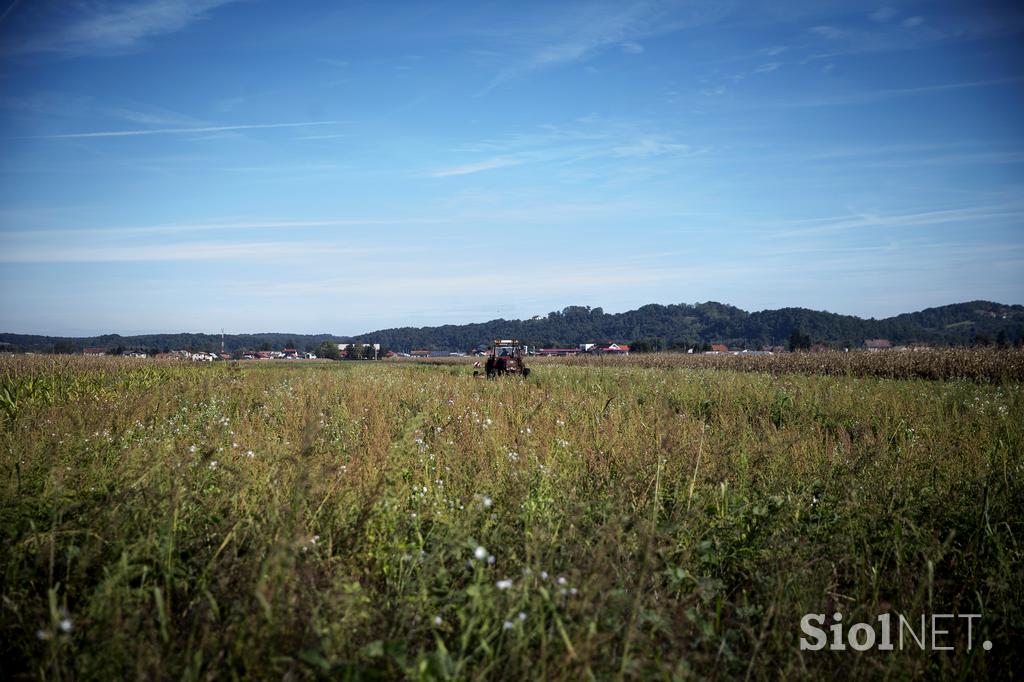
<box><xmin>474</xmin><ymin>546</ymin><xmax>487</xmax><ymax>561</ymax></box>
<box><xmin>496</xmin><ymin>579</ymin><xmax>513</xmax><ymax>590</ymax></box>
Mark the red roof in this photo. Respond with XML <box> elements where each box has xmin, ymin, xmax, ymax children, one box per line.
<box><xmin>710</xmin><ymin>344</ymin><xmax>728</xmax><ymax>352</ymax></box>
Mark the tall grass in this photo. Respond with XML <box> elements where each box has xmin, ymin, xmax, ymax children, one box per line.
<box><xmin>1</xmin><ymin>355</ymin><xmax>1021</xmax><ymax>679</ymax></box>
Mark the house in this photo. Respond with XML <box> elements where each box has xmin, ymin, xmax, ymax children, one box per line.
<box><xmin>809</xmin><ymin>343</ymin><xmax>830</xmax><ymax>353</ymax></box>
<box><xmin>591</xmin><ymin>343</ymin><xmax>630</xmax><ymax>355</ymax></box>
<box><xmin>864</xmin><ymin>338</ymin><xmax>892</xmax><ymax>351</ymax></box>
<box><xmin>282</xmin><ymin>348</ymin><xmax>298</xmax><ymax>358</ymax></box>
<box><xmin>411</xmin><ymin>350</ymin><xmax>431</xmax><ymax>357</ymax></box>
<box><xmin>218</xmin><ymin>352</ymin><xmax>232</xmax><ymax>360</ymax></box>
<box><xmin>83</xmin><ymin>347</ymin><xmax>106</xmax><ymax>356</ymax></box>
<box><xmin>710</xmin><ymin>344</ymin><xmax>729</xmax><ymax>353</ymax></box>
<box><xmin>537</xmin><ymin>348</ymin><xmax>580</xmax><ymax>356</ymax></box>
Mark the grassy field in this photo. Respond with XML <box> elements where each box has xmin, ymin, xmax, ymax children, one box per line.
<box><xmin>1</xmin><ymin>354</ymin><xmax>1022</xmax><ymax>680</ymax></box>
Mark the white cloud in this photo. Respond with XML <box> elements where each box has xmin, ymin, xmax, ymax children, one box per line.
<box><xmin>6</xmin><ymin>0</ymin><xmax>242</xmax><ymax>57</ymax></box>
<box><xmin>754</xmin><ymin>62</ymin><xmax>780</xmax><ymax>73</ymax></box>
<box><xmin>764</xmin><ymin>76</ymin><xmax>1024</xmax><ymax>109</ymax></box>
<box><xmin>477</xmin><ymin>1</ymin><xmax>733</xmax><ymax>94</ymax></box>
<box><xmin>0</xmin><ymin>240</ymin><xmax>390</xmax><ymax>263</ymax></box>
<box><xmin>869</xmin><ymin>7</ymin><xmax>899</xmax><ymax>23</ymax></box>
<box><xmin>428</xmin><ymin>158</ymin><xmax>522</xmax><ymax>177</ymax></box>
<box><xmin>611</xmin><ymin>137</ymin><xmax>691</xmax><ymax>158</ymax></box>
<box><xmin>809</xmin><ymin>25</ymin><xmax>845</xmax><ymax>40</ymax></box>
<box><xmin>29</xmin><ymin>121</ymin><xmax>344</xmax><ymax>140</ymax></box>
<box><xmin>764</xmin><ymin>202</ymin><xmax>1024</xmax><ymax>239</ymax></box>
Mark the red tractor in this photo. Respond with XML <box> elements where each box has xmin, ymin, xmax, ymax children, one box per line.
<box><xmin>482</xmin><ymin>339</ymin><xmax>531</xmax><ymax>378</ymax></box>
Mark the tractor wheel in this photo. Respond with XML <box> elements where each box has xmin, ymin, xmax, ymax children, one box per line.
<box><xmin>522</xmin><ymin>367</ymin><xmax>531</xmax><ymax>378</ymax></box>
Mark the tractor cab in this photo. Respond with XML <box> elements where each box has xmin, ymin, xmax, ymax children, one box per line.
<box><xmin>485</xmin><ymin>339</ymin><xmax>531</xmax><ymax>378</ymax></box>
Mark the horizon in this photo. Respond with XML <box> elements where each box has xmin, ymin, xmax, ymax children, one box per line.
<box><xmin>1</xmin><ymin>297</ymin><xmax>1017</xmax><ymax>339</ymax></box>
<box><xmin>1</xmin><ymin>1</ymin><xmax>1023</xmax><ymax>336</ymax></box>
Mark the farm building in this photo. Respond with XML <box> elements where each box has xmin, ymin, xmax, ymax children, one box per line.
<box><xmin>591</xmin><ymin>344</ymin><xmax>630</xmax><ymax>355</ymax></box>
<box><xmin>536</xmin><ymin>348</ymin><xmax>581</xmax><ymax>356</ymax></box>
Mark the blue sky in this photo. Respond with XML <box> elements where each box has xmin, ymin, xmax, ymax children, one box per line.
<box><xmin>1</xmin><ymin>0</ymin><xmax>1022</xmax><ymax>336</ymax></box>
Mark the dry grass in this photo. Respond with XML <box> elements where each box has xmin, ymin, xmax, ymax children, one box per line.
<box><xmin>1</xmin><ymin>354</ymin><xmax>1021</xmax><ymax>679</ymax></box>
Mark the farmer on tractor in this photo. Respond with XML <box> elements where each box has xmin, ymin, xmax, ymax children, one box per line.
<box><xmin>481</xmin><ymin>339</ymin><xmax>530</xmax><ymax>378</ymax></box>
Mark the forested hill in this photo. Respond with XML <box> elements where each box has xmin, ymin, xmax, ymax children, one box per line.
<box><xmin>2</xmin><ymin>301</ymin><xmax>1022</xmax><ymax>353</ymax></box>
<box><xmin>353</xmin><ymin>300</ymin><xmax>1023</xmax><ymax>350</ymax></box>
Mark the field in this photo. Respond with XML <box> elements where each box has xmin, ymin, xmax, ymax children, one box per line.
<box><xmin>1</xmin><ymin>353</ymin><xmax>1022</xmax><ymax>680</ymax></box>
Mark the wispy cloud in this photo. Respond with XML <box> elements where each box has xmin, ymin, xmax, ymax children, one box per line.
<box><xmin>768</xmin><ymin>77</ymin><xmax>1024</xmax><ymax>109</ymax></box>
<box><xmin>5</xmin><ymin>0</ymin><xmax>242</xmax><ymax>57</ymax></box>
<box><xmin>0</xmin><ymin>0</ymin><xmax>24</xmax><ymax>26</ymax></box>
<box><xmin>477</xmin><ymin>1</ymin><xmax>732</xmax><ymax>94</ymax></box>
<box><xmin>26</xmin><ymin>121</ymin><xmax>344</xmax><ymax>140</ymax></box>
<box><xmin>611</xmin><ymin>136</ymin><xmax>691</xmax><ymax>158</ymax></box>
<box><xmin>225</xmin><ymin>262</ymin><xmax>708</xmax><ymax>300</ymax></box>
<box><xmin>0</xmin><ymin>240</ymin><xmax>414</xmax><ymax>263</ymax></box>
<box><xmin>293</xmin><ymin>132</ymin><xmax>350</xmax><ymax>141</ymax></box>
<box><xmin>764</xmin><ymin>202</ymin><xmax>1024</xmax><ymax>239</ymax></box>
<box><xmin>1</xmin><ymin>217</ymin><xmax>446</xmax><ymax>239</ymax></box>
<box><xmin>428</xmin><ymin>158</ymin><xmax>522</xmax><ymax>177</ymax></box>
<box><xmin>869</xmin><ymin>7</ymin><xmax>899</xmax><ymax>23</ymax></box>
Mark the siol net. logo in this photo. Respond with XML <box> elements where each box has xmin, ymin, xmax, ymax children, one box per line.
<box><xmin>799</xmin><ymin>612</ymin><xmax>991</xmax><ymax>652</ymax></box>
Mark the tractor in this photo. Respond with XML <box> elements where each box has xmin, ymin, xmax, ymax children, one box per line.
<box><xmin>481</xmin><ymin>339</ymin><xmax>531</xmax><ymax>378</ymax></box>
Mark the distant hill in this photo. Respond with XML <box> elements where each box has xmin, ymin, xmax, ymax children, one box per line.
<box><xmin>4</xmin><ymin>300</ymin><xmax>1021</xmax><ymax>354</ymax></box>
<box><xmin>349</xmin><ymin>300</ymin><xmax>1024</xmax><ymax>351</ymax></box>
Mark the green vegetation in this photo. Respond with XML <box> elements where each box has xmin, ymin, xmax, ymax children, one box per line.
<box><xmin>1</xmin><ymin>354</ymin><xmax>1021</xmax><ymax>679</ymax></box>
<box><xmin>4</xmin><ymin>300</ymin><xmax>1023</xmax><ymax>354</ymax></box>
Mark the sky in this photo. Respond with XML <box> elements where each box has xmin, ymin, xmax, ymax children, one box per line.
<box><xmin>0</xmin><ymin>0</ymin><xmax>1022</xmax><ymax>336</ymax></box>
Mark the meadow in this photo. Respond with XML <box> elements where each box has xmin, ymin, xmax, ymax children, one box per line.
<box><xmin>1</xmin><ymin>353</ymin><xmax>1021</xmax><ymax>680</ymax></box>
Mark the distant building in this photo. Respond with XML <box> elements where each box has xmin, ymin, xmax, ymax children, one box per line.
<box><xmin>710</xmin><ymin>343</ymin><xmax>728</xmax><ymax>353</ymax></box>
<box><xmin>864</xmin><ymin>338</ymin><xmax>893</xmax><ymax>351</ymax></box>
<box><xmin>83</xmin><ymin>347</ymin><xmax>106</xmax><ymax>356</ymax></box>
<box><xmin>537</xmin><ymin>348</ymin><xmax>580</xmax><ymax>356</ymax></box>
<box><xmin>591</xmin><ymin>343</ymin><xmax>630</xmax><ymax>355</ymax></box>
